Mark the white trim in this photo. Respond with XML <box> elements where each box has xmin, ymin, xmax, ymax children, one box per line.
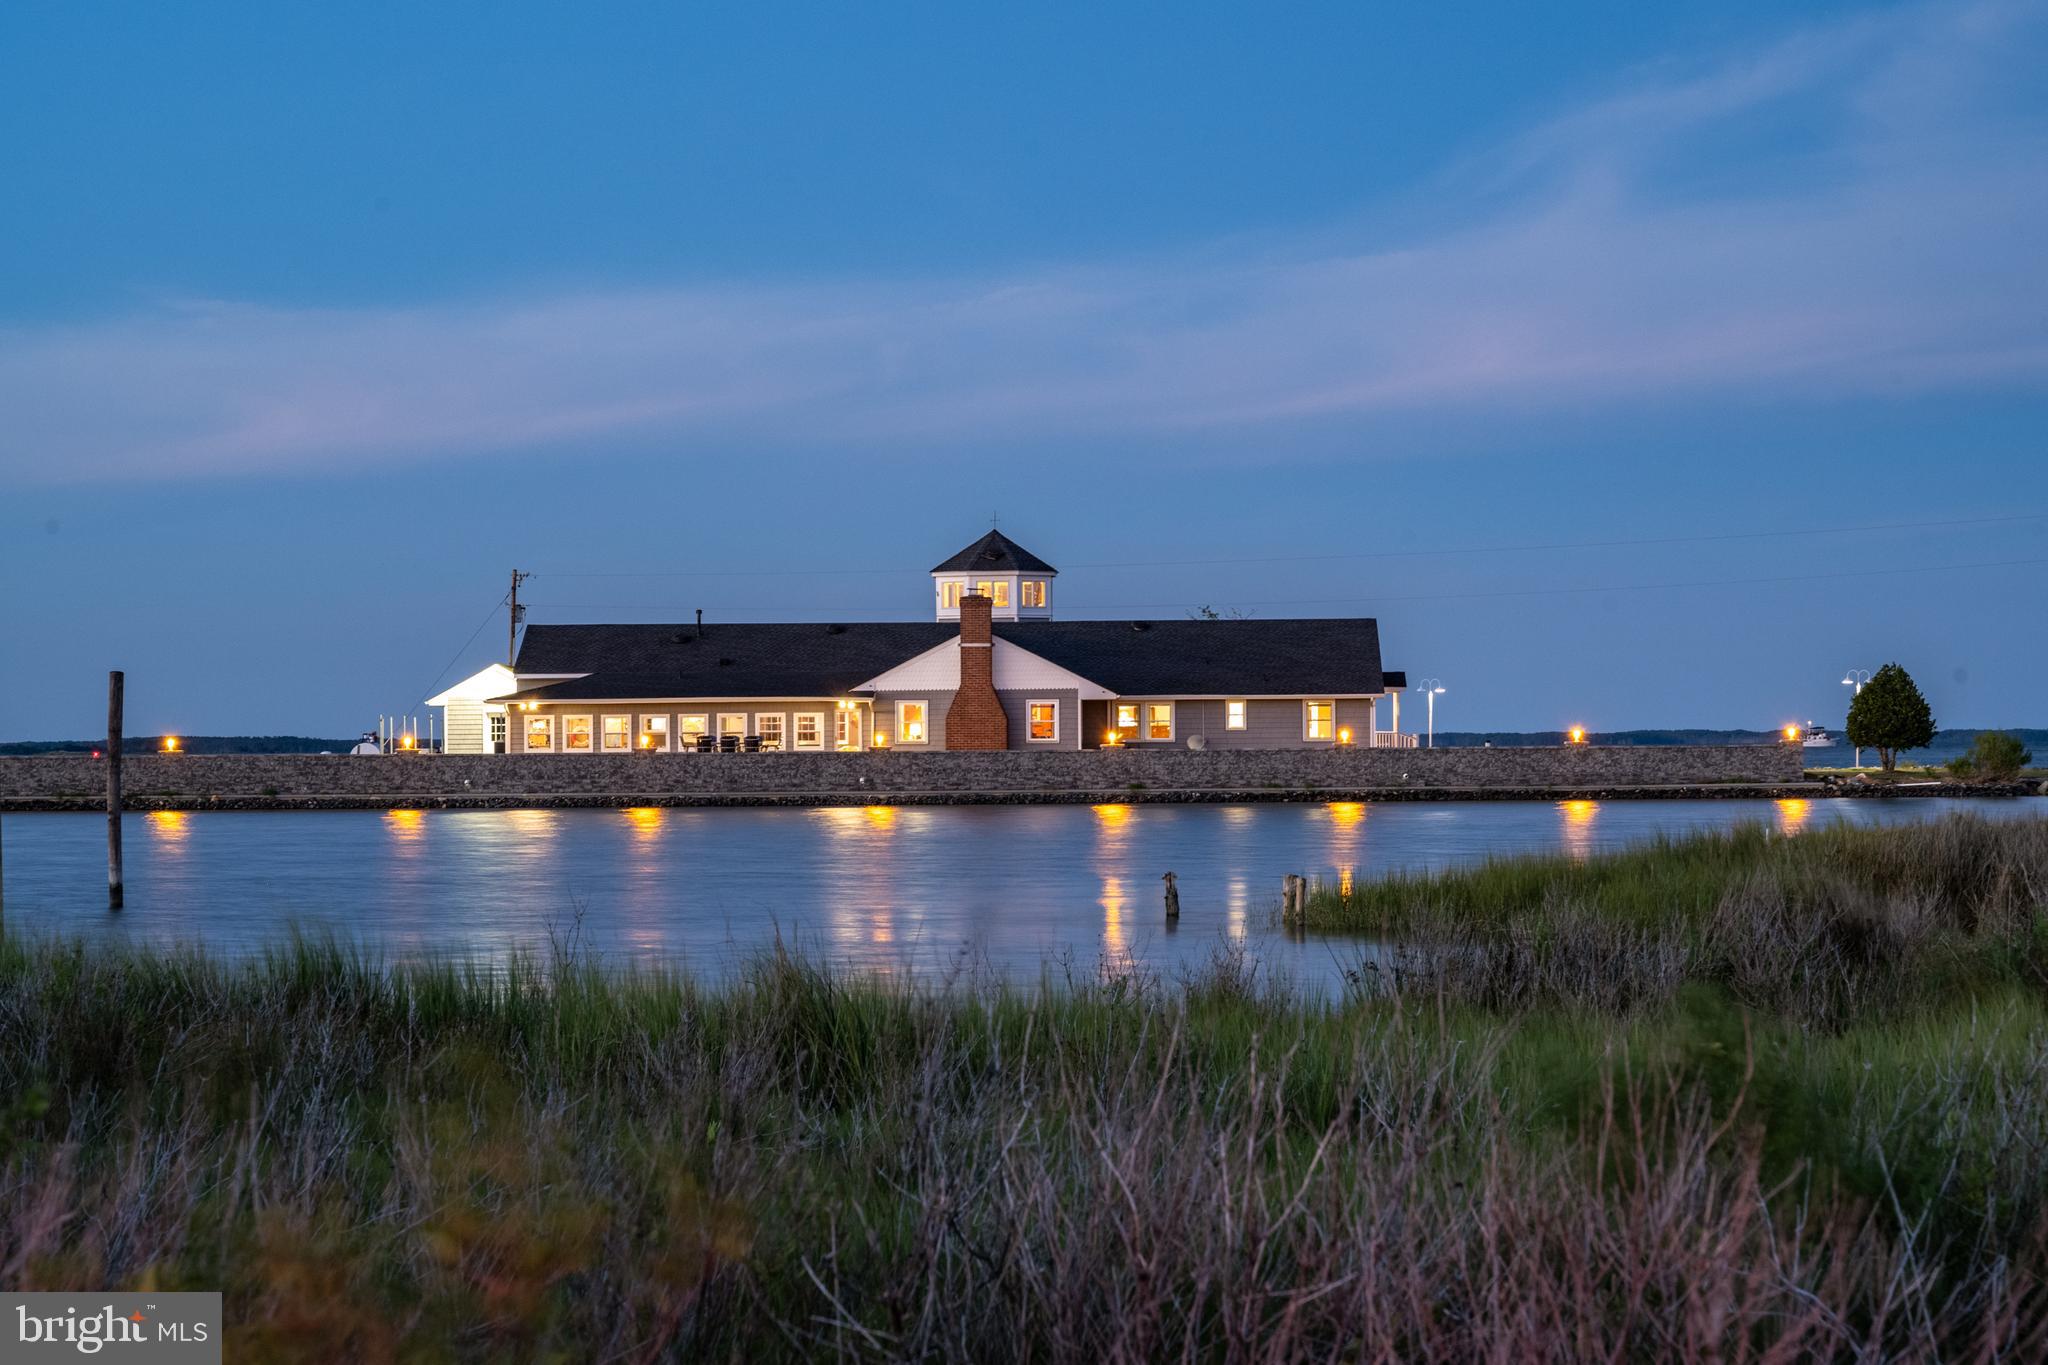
<box><xmin>1303</xmin><ymin>700</ymin><xmax>1336</xmax><ymax>742</ymax></box>
<box><xmin>488</xmin><ymin>712</ymin><xmax>509</xmax><ymax>753</ymax></box>
<box><xmin>1143</xmin><ymin>701</ymin><xmax>1175</xmax><ymax>742</ymax></box>
<box><xmin>679</xmin><ymin>714</ymin><xmax>710</xmax><ymax>748</ymax></box>
<box><xmin>637</xmin><ymin>713</ymin><xmax>671</xmax><ymax>752</ymax></box>
<box><xmin>1225</xmin><ymin>699</ymin><xmax>1247</xmax><ymax>731</ymax></box>
<box><xmin>523</xmin><ymin>714</ymin><xmax>555</xmax><ymax>752</ymax></box>
<box><xmin>427</xmin><ymin>663</ymin><xmax>518</xmax><ymax>707</ymax></box>
<box><xmin>1025</xmin><ymin>697</ymin><xmax>1060</xmax><ymax>743</ymax></box>
<box><xmin>600</xmin><ymin>713</ymin><xmax>634</xmax><ymax>752</ymax></box>
<box><xmin>717</xmin><ymin>712</ymin><xmax>748</xmax><ymax>740</ymax></box>
<box><xmin>793</xmin><ymin>711</ymin><xmax>827</xmax><ymax>749</ymax></box>
<box><xmin>756</xmin><ymin>712</ymin><xmax>787</xmax><ymax>750</ymax></box>
<box><xmin>563</xmin><ymin>714</ymin><xmax>595</xmax><ymax>753</ymax></box>
<box><xmin>854</xmin><ymin>636</ymin><xmax>1115</xmax><ymax>699</ymax></box>
<box><xmin>897</xmin><ymin>699</ymin><xmax>931</xmax><ymax>745</ymax></box>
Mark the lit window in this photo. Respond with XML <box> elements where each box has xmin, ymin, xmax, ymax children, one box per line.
<box><xmin>524</xmin><ymin>715</ymin><xmax>554</xmax><ymax>751</ymax></box>
<box><xmin>975</xmin><ymin>580</ymin><xmax>1010</xmax><ymax>607</ymax></box>
<box><xmin>1115</xmin><ymin>703</ymin><xmax>1139</xmax><ymax>731</ymax></box>
<box><xmin>1027</xmin><ymin>699</ymin><xmax>1058</xmax><ymax>742</ymax></box>
<box><xmin>1146</xmin><ymin>702</ymin><xmax>1174</xmax><ymax>741</ymax></box>
<box><xmin>489</xmin><ymin>714</ymin><xmax>508</xmax><ymax>753</ymax></box>
<box><xmin>939</xmin><ymin>579</ymin><xmax>966</xmax><ymax>609</ymax></box>
<box><xmin>639</xmin><ymin>714</ymin><xmax>669</xmax><ymax>751</ymax></box>
<box><xmin>1225</xmin><ymin>700</ymin><xmax>1247</xmax><ymax>731</ymax></box>
<box><xmin>601</xmin><ymin>715</ymin><xmax>632</xmax><ymax>751</ymax></box>
<box><xmin>679</xmin><ymin>715</ymin><xmax>709</xmax><ymax>747</ymax></box>
<box><xmin>835</xmin><ymin>707</ymin><xmax>859</xmax><ymax>749</ymax></box>
<box><xmin>794</xmin><ymin>712</ymin><xmax>825</xmax><ymax>749</ymax></box>
<box><xmin>564</xmin><ymin>715</ymin><xmax>594</xmax><ymax>752</ymax></box>
<box><xmin>898</xmin><ymin>700</ymin><xmax>929</xmax><ymax>744</ymax></box>
<box><xmin>1021</xmin><ymin>580</ymin><xmax>1047</xmax><ymax>608</ymax></box>
<box><xmin>718</xmin><ymin>713</ymin><xmax>747</xmax><ymax>740</ymax></box>
<box><xmin>1304</xmin><ymin>701</ymin><xmax>1335</xmax><ymax>741</ymax></box>
<box><xmin>757</xmin><ymin>714</ymin><xmax>786</xmax><ymax>750</ymax></box>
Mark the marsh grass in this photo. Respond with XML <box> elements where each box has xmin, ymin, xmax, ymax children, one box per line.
<box><xmin>1</xmin><ymin>925</ymin><xmax>2045</xmax><ymax>1361</ymax></box>
<box><xmin>1301</xmin><ymin>813</ymin><xmax>2048</xmax><ymax>1024</ymax></box>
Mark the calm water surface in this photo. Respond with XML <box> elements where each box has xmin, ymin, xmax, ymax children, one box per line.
<box><xmin>1</xmin><ymin>799</ymin><xmax>2036</xmax><ymax>984</ymax></box>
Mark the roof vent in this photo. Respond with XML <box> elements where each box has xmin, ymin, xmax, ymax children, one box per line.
<box><xmin>826</xmin><ymin>623</ymin><xmax>847</xmax><ymax>635</ymax></box>
<box><xmin>1130</xmin><ymin>621</ymin><xmax>1152</xmax><ymax>632</ymax></box>
<box><xmin>671</xmin><ymin>632</ymin><xmax>693</xmax><ymax>645</ymax></box>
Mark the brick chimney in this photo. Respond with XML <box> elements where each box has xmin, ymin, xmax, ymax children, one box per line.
<box><xmin>945</xmin><ymin>593</ymin><xmax>1008</xmax><ymax>750</ymax></box>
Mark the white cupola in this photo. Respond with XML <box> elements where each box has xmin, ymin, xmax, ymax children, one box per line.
<box><xmin>929</xmin><ymin>530</ymin><xmax>1056</xmax><ymax>623</ymax></box>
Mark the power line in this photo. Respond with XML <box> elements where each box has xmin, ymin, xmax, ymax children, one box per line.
<box><xmin>533</xmin><ymin>511</ymin><xmax>2046</xmax><ymax>580</ymax></box>
<box><xmin>415</xmin><ymin>594</ymin><xmax>511</xmax><ymax>704</ymax></box>
<box><xmin>519</xmin><ymin>554</ymin><xmax>2048</xmax><ymax>618</ymax></box>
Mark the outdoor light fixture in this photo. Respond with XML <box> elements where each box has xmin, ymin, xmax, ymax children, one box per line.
<box><xmin>1567</xmin><ymin>726</ymin><xmax>1587</xmax><ymax>745</ymax></box>
<box><xmin>1841</xmin><ymin>669</ymin><xmax>1872</xmax><ymax>768</ymax></box>
<box><xmin>1783</xmin><ymin>724</ymin><xmax>1801</xmax><ymax>743</ymax></box>
<box><xmin>1337</xmin><ymin>726</ymin><xmax>1354</xmax><ymax>745</ymax></box>
<box><xmin>1419</xmin><ymin>678</ymin><xmax>1446</xmax><ymax>748</ymax></box>
<box><xmin>161</xmin><ymin>736</ymin><xmax>180</xmax><ymax>754</ymax></box>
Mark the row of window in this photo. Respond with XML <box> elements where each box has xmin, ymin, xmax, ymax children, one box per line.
<box><xmin>522</xmin><ymin>709</ymin><xmax>859</xmax><ymax>752</ymax></box>
<box><xmin>935</xmin><ymin>578</ymin><xmax>1050</xmax><ymax>609</ymax></box>
<box><xmin>511</xmin><ymin>699</ymin><xmax>1343</xmax><ymax>750</ymax></box>
<box><xmin>1109</xmin><ymin>700</ymin><xmax>1340</xmax><ymax>742</ymax></box>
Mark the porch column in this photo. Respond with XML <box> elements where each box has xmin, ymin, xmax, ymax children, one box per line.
<box><xmin>1389</xmin><ymin>691</ymin><xmax>1400</xmax><ymax>738</ymax></box>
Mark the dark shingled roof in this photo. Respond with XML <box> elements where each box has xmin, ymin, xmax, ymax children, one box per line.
<box><xmin>506</xmin><ymin>622</ymin><xmax>954</xmax><ymax>700</ymax></box>
<box><xmin>1382</xmin><ymin>670</ymin><xmax>1408</xmax><ymax>690</ymax></box>
<box><xmin>930</xmin><ymin>530</ymin><xmax>1057</xmax><ymax>575</ymax></box>
<box><xmin>505</xmin><ymin>618</ymin><xmax>1384</xmax><ymax>700</ymax></box>
<box><xmin>995</xmin><ymin>619</ymin><xmax>1381</xmax><ymax>696</ymax></box>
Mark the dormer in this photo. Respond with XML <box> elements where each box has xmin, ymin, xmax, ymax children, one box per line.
<box><xmin>931</xmin><ymin>530</ymin><xmax>1056</xmax><ymax>622</ymax></box>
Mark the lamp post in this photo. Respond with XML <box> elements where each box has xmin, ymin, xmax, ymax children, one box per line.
<box><xmin>1841</xmin><ymin>669</ymin><xmax>1871</xmax><ymax>768</ymax></box>
<box><xmin>1419</xmin><ymin>677</ymin><xmax>1446</xmax><ymax>748</ymax></box>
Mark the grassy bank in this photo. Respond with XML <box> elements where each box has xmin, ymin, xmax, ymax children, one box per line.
<box><xmin>2</xmin><ymin>823</ymin><xmax>2046</xmax><ymax>1360</ymax></box>
<box><xmin>1296</xmin><ymin>813</ymin><xmax>2048</xmax><ymax>1023</ymax></box>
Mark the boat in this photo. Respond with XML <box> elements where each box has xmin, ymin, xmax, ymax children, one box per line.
<box><xmin>1801</xmin><ymin>722</ymin><xmax>1833</xmax><ymax>749</ymax></box>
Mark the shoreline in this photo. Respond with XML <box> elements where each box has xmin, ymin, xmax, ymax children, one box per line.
<box><xmin>3</xmin><ymin>779</ymin><xmax>2040</xmax><ymax>813</ymax></box>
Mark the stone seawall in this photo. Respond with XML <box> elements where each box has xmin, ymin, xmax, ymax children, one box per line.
<box><xmin>1</xmin><ymin>745</ymin><xmax>1805</xmax><ymax>808</ymax></box>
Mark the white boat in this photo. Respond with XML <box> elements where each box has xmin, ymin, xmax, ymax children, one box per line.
<box><xmin>1801</xmin><ymin>722</ymin><xmax>1833</xmax><ymax>749</ymax></box>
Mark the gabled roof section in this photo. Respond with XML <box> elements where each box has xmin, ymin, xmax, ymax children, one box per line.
<box><xmin>510</xmin><ymin>621</ymin><xmax>953</xmax><ymax>700</ymax></box>
<box><xmin>991</xmin><ymin>619</ymin><xmax>1382</xmax><ymax>697</ymax></box>
<box><xmin>930</xmin><ymin>530</ymin><xmax>1057</xmax><ymax>575</ymax></box>
<box><xmin>426</xmin><ymin>663</ymin><xmax>517</xmax><ymax>707</ymax></box>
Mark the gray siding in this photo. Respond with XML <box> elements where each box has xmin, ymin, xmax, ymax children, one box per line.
<box><xmin>1087</xmin><ymin>698</ymin><xmax>1382</xmax><ymax>750</ymax></box>
<box><xmin>871</xmin><ymin>689</ymin><xmax>955</xmax><ymax>751</ymax></box>
<box><xmin>999</xmin><ymin>688</ymin><xmax>1081</xmax><ymax>750</ymax></box>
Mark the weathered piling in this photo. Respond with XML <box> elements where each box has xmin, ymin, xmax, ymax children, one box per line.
<box><xmin>107</xmin><ymin>669</ymin><xmax>123</xmax><ymax>910</ymax></box>
<box><xmin>1161</xmin><ymin>871</ymin><xmax>1180</xmax><ymax>920</ymax></box>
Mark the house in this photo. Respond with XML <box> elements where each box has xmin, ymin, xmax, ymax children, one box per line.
<box><xmin>430</xmin><ymin>530</ymin><xmax>1411</xmax><ymax>753</ymax></box>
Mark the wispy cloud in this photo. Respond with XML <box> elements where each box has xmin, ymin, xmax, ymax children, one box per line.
<box><xmin>2</xmin><ymin>0</ymin><xmax>2044</xmax><ymax>484</ymax></box>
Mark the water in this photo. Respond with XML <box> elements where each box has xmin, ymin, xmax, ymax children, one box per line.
<box><xmin>0</xmin><ymin>799</ymin><xmax>2036</xmax><ymax>985</ymax></box>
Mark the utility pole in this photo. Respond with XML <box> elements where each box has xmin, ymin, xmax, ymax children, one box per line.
<box><xmin>508</xmin><ymin>570</ymin><xmax>532</xmax><ymax>665</ymax></box>
<box><xmin>107</xmin><ymin>670</ymin><xmax>124</xmax><ymax>910</ymax></box>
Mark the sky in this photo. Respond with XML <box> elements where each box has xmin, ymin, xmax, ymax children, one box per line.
<box><xmin>2</xmin><ymin>0</ymin><xmax>2045</xmax><ymax>739</ymax></box>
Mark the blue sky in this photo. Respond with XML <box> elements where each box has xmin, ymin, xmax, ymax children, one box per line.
<box><xmin>2</xmin><ymin>0</ymin><xmax>2044</xmax><ymax>738</ymax></box>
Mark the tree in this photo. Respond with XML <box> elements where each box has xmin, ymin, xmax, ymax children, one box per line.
<box><xmin>1844</xmin><ymin>662</ymin><xmax>1936</xmax><ymax>772</ymax></box>
<box><xmin>1949</xmin><ymin>731</ymin><xmax>2032</xmax><ymax>782</ymax></box>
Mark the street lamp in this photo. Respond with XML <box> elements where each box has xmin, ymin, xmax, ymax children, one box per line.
<box><xmin>1841</xmin><ymin>669</ymin><xmax>1871</xmax><ymax>768</ymax></box>
<box><xmin>1418</xmin><ymin>677</ymin><xmax>1446</xmax><ymax>748</ymax></box>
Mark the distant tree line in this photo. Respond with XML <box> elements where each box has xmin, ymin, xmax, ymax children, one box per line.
<box><xmin>0</xmin><ymin>736</ymin><xmax>357</xmax><ymax>756</ymax></box>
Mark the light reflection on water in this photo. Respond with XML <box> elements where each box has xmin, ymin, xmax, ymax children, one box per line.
<box><xmin>0</xmin><ymin>798</ymin><xmax>2036</xmax><ymax>986</ymax></box>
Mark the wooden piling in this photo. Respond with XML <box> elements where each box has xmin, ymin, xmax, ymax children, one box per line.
<box><xmin>1161</xmin><ymin>871</ymin><xmax>1180</xmax><ymax>920</ymax></box>
<box><xmin>107</xmin><ymin>670</ymin><xmax>124</xmax><ymax>910</ymax></box>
